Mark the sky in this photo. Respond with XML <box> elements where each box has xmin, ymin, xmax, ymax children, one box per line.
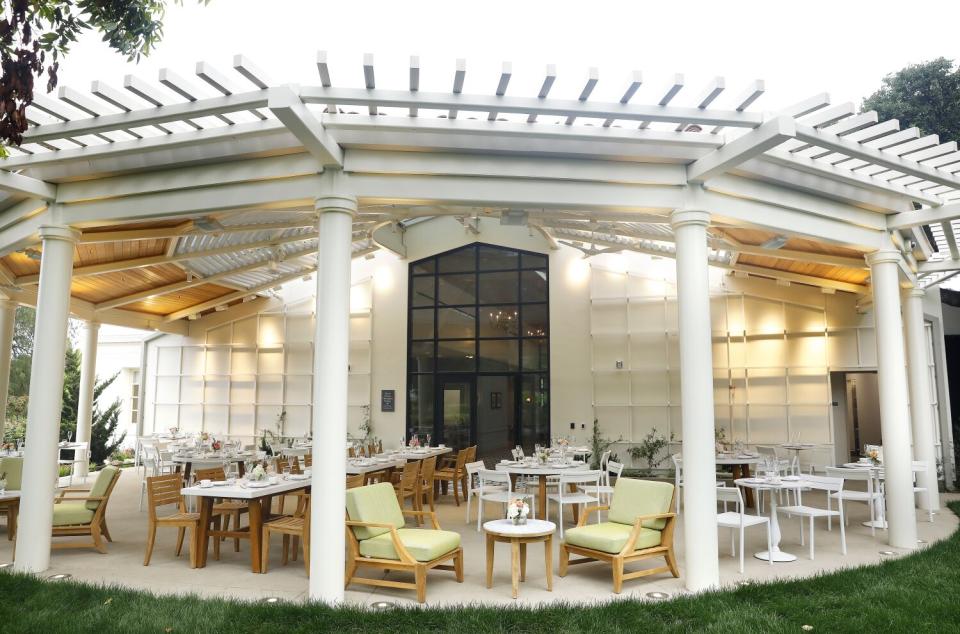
<box><xmin>53</xmin><ymin>0</ymin><xmax>960</xmax><ymax>116</ymax></box>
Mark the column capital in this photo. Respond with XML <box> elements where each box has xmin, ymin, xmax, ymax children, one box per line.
<box><xmin>38</xmin><ymin>224</ymin><xmax>80</xmax><ymax>243</ymax></box>
<box><xmin>0</xmin><ymin>298</ymin><xmax>18</xmax><ymax>310</ymax></box>
<box><xmin>84</xmin><ymin>320</ymin><xmax>102</xmax><ymax>331</ymax></box>
<box><xmin>670</xmin><ymin>209</ymin><xmax>711</xmax><ymax>229</ymax></box>
<box><xmin>314</xmin><ymin>193</ymin><xmax>357</xmax><ymax>217</ymax></box>
<box><xmin>865</xmin><ymin>249</ymin><xmax>901</xmax><ymax>267</ymax></box>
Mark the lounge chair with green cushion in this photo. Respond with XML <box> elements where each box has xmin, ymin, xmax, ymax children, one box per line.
<box><xmin>559</xmin><ymin>477</ymin><xmax>678</xmax><ymax>593</ymax></box>
<box><xmin>0</xmin><ymin>457</ymin><xmax>21</xmax><ymax>541</ymax></box>
<box><xmin>51</xmin><ymin>465</ymin><xmax>121</xmax><ymax>553</ymax></box>
<box><xmin>345</xmin><ymin>481</ymin><xmax>463</xmax><ymax>603</ymax></box>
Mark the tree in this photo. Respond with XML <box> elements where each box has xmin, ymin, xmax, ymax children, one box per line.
<box><xmin>90</xmin><ymin>396</ymin><xmax>124</xmax><ymax>465</ymax></box>
<box><xmin>862</xmin><ymin>58</ymin><xmax>960</xmax><ymax>142</ymax></box>
<box><xmin>0</xmin><ymin>1</ymin><xmax>207</xmax><ymax>153</ymax></box>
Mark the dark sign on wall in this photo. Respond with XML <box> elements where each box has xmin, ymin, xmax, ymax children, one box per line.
<box><xmin>381</xmin><ymin>389</ymin><xmax>396</xmax><ymax>412</ymax></box>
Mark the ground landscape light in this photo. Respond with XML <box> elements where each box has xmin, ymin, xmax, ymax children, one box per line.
<box><xmin>370</xmin><ymin>601</ymin><xmax>397</xmax><ymax>610</ymax></box>
<box><xmin>645</xmin><ymin>591</ymin><xmax>671</xmax><ymax>600</ymax></box>
<box><xmin>47</xmin><ymin>573</ymin><xmax>72</xmax><ymax>581</ymax></box>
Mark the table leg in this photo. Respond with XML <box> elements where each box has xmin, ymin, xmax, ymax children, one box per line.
<box><xmin>519</xmin><ymin>542</ymin><xmax>527</xmax><ymax>582</ymax></box>
<box><xmin>249</xmin><ymin>498</ymin><xmax>264</xmax><ymax>573</ymax></box>
<box><xmin>544</xmin><ymin>535</ymin><xmax>553</xmax><ymax>591</ymax></box>
<box><xmin>183</xmin><ymin>463</ymin><xmax>193</xmax><ymax>483</ymax></box>
<box><xmin>485</xmin><ymin>533</ymin><xmax>494</xmax><ymax>588</ymax></box>
<box><xmin>237</xmin><ymin>461</ymin><xmax>245</xmax><ymax>477</ymax></box>
<box><xmin>510</xmin><ymin>539</ymin><xmax>520</xmax><ymax>599</ymax></box>
<box><xmin>537</xmin><ymin>475</ymin><xmax>547</xmax><ymax>520</ymax></box>
<box><xmin>196</xmin><ymin>497</ymin><xmax>213</xmax><ymax>568</ymax></box>
<box><xmin>754</xmin><ymin>492</ymin><xmax>796</xmax><ymax>562</ymax></box>
<box><xmin>735</xmin><ymin>464</ymin><xmax>755</xmax><ymax>509</ymax></box>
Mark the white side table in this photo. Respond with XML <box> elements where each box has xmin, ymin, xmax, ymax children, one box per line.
<box><xmin>483</xmin><ymin>518</ymin><xmax>556</xmax><ymax>598</ymax></box>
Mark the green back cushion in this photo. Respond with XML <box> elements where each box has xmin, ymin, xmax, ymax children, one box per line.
<box><xmin>608</xmin><ymin>478</ymin><xmax>674</xmax><ymax>530</ymax></box>
<box><xmin>86</xmin><ymin>466</ymin><xmax>118</xmax><ymax>511</ymax></box>
<box><xmin>0</xmin><ymin>457</ymin><xmax>23</xmax><ymax>490</ymax></box>
<box><xmin>345</xmin><ymin>482</ymin><xmax>405</xmax><ymax>540</ymax></box>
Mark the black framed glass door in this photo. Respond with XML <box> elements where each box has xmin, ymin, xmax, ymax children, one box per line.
<box><xmin>407</xmin><ymin>243</ymin><xmax>550</xmax><ymax>457</ymax></box>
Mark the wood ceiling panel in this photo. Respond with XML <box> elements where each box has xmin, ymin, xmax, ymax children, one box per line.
<box><xmin>722</xmin><ymin>228</ymin><xmax>865</xmax><ymax>258</ymax></box>
<box><xmin>74</xmin><ymin>239</ymin><xmax>170</xmax><ymax>267</ymax></box>
<box><xmin>81</xmin><ymin>220</ymin><xmax>188</xmax><ymax>235</ymax></box>
<box><xmin>70</xmin><ymin>264</ymin><xmax>187</xmax><ymax>304</ymax></box>
<box><xmin>1</xmin><ymin>252</ymin><xmax>39</xmax><ymax>277</ymax></box>
<box><xmin>119</xmin><ymin>283</ymin><xmax>236</xmax><ymax>316</ymax></box>
<box><xmin>737</xmin><ymin>254</ymin><xmax>870</xmax><ymax>285</ymax></box>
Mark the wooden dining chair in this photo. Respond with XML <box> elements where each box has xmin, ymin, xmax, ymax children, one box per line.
<box><xmin>143</xmin><ymin>473</ymin><xmax>201</xmax><ymax>567</ymax></box>
<box><xmin>304</xmin><ymin>454</ymin><xmax>312</xmax><ymax>468</ymax></box>
<box><xmin>262</xmin><ymin>495</ymin><xmax>310</xmax><ymax>575</ymax></box>
<box><xmin>346</xmin><ymin>473</ymin><xmax>365</xmax><ymax>489</ymax></box>
<box><xmin>434</xmin><ymin>448</ymin><xmax>470</xmax><ymax>505</ymax></box>
<box><xmin>394</xmin><ymin>461</ymin><xmax>422</xmax><ymax>521</ymax></box>
<box><xmin>417</xmin><ymin>456</ymin><xmax>438</xmax><ymax>514</ymax></box>
<box><xmin>193</xmin><ymin>466</ymin><xmax>248</xmax><ymax>554</ymax></box>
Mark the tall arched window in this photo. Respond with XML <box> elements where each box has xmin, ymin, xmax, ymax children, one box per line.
<box><xmin>407</xmin><ymin>243</ymin><xmax>550</xmax><ymax>459</ymax></box>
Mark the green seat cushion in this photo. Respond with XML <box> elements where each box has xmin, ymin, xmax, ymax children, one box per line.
<box><xmin>358</xmin><ymin>528</ymin><xmax>461</xmax><ymax>562</ymax></box>
<box><xmin>52</xmin><ymin>501</ymin><xmax>95</xmax><ymax>527</ymax></box>
<box><xmin>608</xmin><ymin>478</ymin><xmax>674</xmax><ymax>530</ymax></box>
<box><xmin>86</xmin><ymin>466</ymin><xmax>119</xmax><ymax>511</ymax></box>
<box><xmin>565</xmin><ymin>522</ymin><xmax>662</xmax><ymax>554</ymax></box>
<box><xmin>345</xmin><ymin>482</ymin><xmax>405</xmax><ymax>540</ymax></box>
<box><xmin>0</xmin><ymin>457</ymin><xmax>23</xmax><ymax>490</ymax></box>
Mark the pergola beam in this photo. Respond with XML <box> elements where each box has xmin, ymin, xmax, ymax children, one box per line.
<box><xmin>0</xmin><ymin>170</ymin><xmax>57</xmax><ymax>201</ymax></box>
<box><xmin>687</xmin><ymin>116</ymin><xmax>796</xmax><ymax>183</ymax></box>
<box><xmin>888</xmin><ymin>202</ymin><xmax>960</xmax><ymax>230</ymax></box>
<box><xmin>299</xmin><ymin>86</ymin><xmax>764</xmax><ymax>129</ymax></box>
<box><xmin>268</xmin><ymin>86</ymin><xmax>343</xmax><ymax>166</ymax></box>
<box><xmin>78</xmin><ymin>218</ymin><xmax>313</xmax><ymax>243</ymax></box>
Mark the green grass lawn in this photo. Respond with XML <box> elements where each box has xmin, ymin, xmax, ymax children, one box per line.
<box><xmin>3</xmin><ymin>503</ymin><xmax>960</xmax><ymax>633</ymax></box>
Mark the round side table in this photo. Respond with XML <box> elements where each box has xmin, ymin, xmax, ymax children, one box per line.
<box><xmin>483</xmin><ymin>518</ymin><xmax>556</xmax><ymax>599</ymax></box>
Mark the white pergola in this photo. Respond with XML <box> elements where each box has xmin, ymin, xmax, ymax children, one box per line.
<box><xmin>0</xmin><ymin>52</ymin><xmax>955</xmax><ymax>601</ymax></box>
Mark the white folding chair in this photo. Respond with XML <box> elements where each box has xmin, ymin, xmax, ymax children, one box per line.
<box><xmin>779</xmin><ymin>474</ymin><xmax>847</xmax><ymax>560</ymax></box>
<box><xmin>717</xmin><ymin>486</ymin><xmax>771</xmax><ymax>573</ymax></box>
<box><xmin>546</xmin><ymin>470</ymin><xmax>601</xmax><ymax>538</ymax></box>
<box><xmin>475</xmin><ymin>469</ymin><xmax>534</xmax><ymax>531</ymax></box>
<box><xmin>825</xmin><ymin>467</ymin><xmax>883</xmax><ymax>536</ymax></box>
<box><xmin>912</xmin><ymin>460</ymin><xmax>935</xmax><ymax>523</ymax></box>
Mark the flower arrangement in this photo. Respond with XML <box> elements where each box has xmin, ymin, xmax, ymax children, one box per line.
<box><xmin>867</xmin><ymin>448</ymin><xmax>881</xmax><ymax>465</ymax></box>
<box><xmin>409</xmin><ymin>435</ymin><xmax>420</xmax><ymax>448</ymax></box>
<box><xmin>168</xmin><ymin>426</ymin><xmax>179</xmax><ymax>437</ymax></box>
<box><xmin>555</xmin><ymin>437</ymin><xmax>569</xmax><ymax>448</ymax></box>
<box><xmin>212</xmin><ymin>439</ymin><xmax>222</xmax><ymax>452</ymax></box>
<box><xmin>506</xmin><ymin>498</ymin><xmax>529</xmax><ymax>525</ymax></box>
<box><xmin>200</xmin><ymin>432</ymin><xmax>210</xmax><ymax>442</ymax></box>
<box><xmin>537</xmin><ymin>448</ymin><xmax>549</xmax><ymax>464</ymax></box>
<box><xmin>249</xmin><ymin>464</ymin><xmax>267</xmax><ymax>482</ymax></box>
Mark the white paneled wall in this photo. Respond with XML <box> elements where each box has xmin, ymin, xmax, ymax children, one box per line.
<box><xmin>144</xmin><ymin>280</ymin><xmax>373</xmax><ymax>439</ymax></box>
<box><xmin>590</xmin><ymin>265</ymin><xmax>878</xmax><ymax>464</ymax></box>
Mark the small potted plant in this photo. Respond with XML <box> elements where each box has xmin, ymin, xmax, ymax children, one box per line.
<box><xmin>506</xmin><ymin>498</ymin><xmax>529</xmax><ymax>525</ymax></box>
<box><xmin>249</xmin><ymin>463</ymin><xmax>267</xmax><ymax>482</ymax></box>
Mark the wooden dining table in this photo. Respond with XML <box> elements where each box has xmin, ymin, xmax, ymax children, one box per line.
<box><xmin>0</xmin><ymin>490</ymin><xmax>19</xmax><ymax>542</ymax></box>
<box><xmin>181</xmin><ymin>477</ymin><xmax>310</xmax><ymax>573</ymax></box>
<box><xmin>495</xmin><ymin>461</ymin><xmax>592</xmax><ymax>520</ymax></box>
<box><xmin>171</xmin><ymin>452</ymin><xmax>253</xmax><ymax>481</ymax></box>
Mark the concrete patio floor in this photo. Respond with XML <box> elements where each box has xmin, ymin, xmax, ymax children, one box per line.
<box><xmin>0</xmin><ymin>469</ymin><xmax>956</xmax><ymax>607</ymax></box>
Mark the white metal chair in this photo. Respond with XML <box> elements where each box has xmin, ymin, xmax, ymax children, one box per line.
<box><xmin>546</xmin><ymin>470</ymin><xmax>602</xmax><ymax>538</ymax></box>
<box><xmin>581</xmin><ymin>460</ymin><xmax>623</xmax><ymax>507</ymax></box>
<box><xmin>911</xmin><ymin>460</ymin><xmax>935</xmax><ymax>523</ymax></box>
<box><xmin>716</xmin><ymin>486</ymin><xmax>771</xmax><ymax>573</ymax></box>
<box><xmin>475</xmin><ymin>469</ymin><xmax>534</xmax><ymax>531</ymax></box>
<box><xmin>58</xmin><ymin>442</ymin><xmax>89</xmax><ymax>486</ymax></box>
<box><xmin>778</xmin><ymin>474</ymin><xmax>847</xmax><ymax>560</ymax></box>
<box><xmin>464</xmin><ymin>460</ymin><xmax>490</xmax><ymax>524</ymax></box>
<box><xmin>672</xmin><ymin>453</ymin><xmax>684</xmax><ymax>514</ymax></box>
<box><xmin>825</xmin><ymin>466</ymin><xmax>883</xmax><ymax>536</ymax></box>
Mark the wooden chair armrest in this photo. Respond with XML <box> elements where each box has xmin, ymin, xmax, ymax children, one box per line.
<box><xmin>620</xmin><ymin>512</ymin><xmax>676</xmax><ymax>554</ymax></box>
<box><xmin>401</xmin><ymin>509</ymin><xmax>441</xmax><ymax>529</ymax></box>
<box><xmin>575</xmin><ymin>504</ymin><xmax>610</xmax><ymax>527</ymax></box>
<box><xmin>54</xmin><ymin>494</ymin><xmax>106</xmax><ymax>504</ymax></box>
<box><xmin>344</xmin><ymin>520</ymin><xmax>396</xmax><ymax>530</ymax></box>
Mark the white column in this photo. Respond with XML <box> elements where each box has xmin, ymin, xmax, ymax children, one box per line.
<box><xmin>0</xmin><ymin>299</ymin><xmax>17</xmax><ymax>443</ymax></box>
<box><xmin>309</xmin><ymin>179</ymin><xmax>356</xmax><ymax>603</ymax></box>
<box><xmin>903</xmin><ymin>288</ymin><xmax>940</xmax><ymax>512</ymax></box>
<box><xmin>74</xmin><ymin>321</ymin><xmax>100</xmax><ymax>479</ymax></box>
<box><xmin>15</xmin><ymin>225</ymin><xmax>79</xmax><ymax>573</ymax></box>
<box><xmin>867</xmin><ymin>250</ymin><xmax>917</xmax><ymax>549</ymax></box>
<box><xmin>670</xmin><ymin>209</ymin><xmax>720</xmax><ymax>591</ymax></box>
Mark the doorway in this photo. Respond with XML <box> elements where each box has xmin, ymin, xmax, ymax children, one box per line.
<box><xmin>830</xmin><ymin>370</ymin><xmax>880</xmax><ymax>462</ymax></box>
